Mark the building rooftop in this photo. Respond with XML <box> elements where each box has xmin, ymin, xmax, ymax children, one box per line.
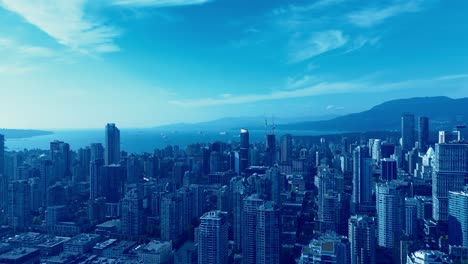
<box><xmin>65</xmin><ymin>234</ymin><xmax>101</xmax><ymax>246</ymax></box>
<box><xmin>94</xmin><ymin>239</ymin><xmax>118</xmax><ymax>250</ymax></box>
<box><xmin>408</xmin><ymin>250</ymin><xmax>452</xmax><ymax>263</ymax></box>
<box><xmin>0</xmin><ymin>247</ymin><xmax>39</xmax><ymax>260</ymax></box>
<box><xmin>137</xmin><ymin>240</ymin><xmax>171</xmax><ymax>253</ymax></box>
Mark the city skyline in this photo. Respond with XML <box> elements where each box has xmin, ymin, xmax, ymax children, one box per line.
<box><xmin>1</xmin><ymin>0</ymin><xmax>468</xmax><ymax>128</ymax></box>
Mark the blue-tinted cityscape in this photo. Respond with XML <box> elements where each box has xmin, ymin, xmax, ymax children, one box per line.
<box><xmin>1</xmin><ymin>0</ymin><xmax>468</xmax><ymax>264</ymax></box>
<box><xmin>0</xmin><ymin>114</ymin><xmax>467</xmax><ymax>264</ymax></box>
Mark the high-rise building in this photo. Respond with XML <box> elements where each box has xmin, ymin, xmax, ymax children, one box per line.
<box><xmin>105</xmin><ymin>123</ymin><xmax>120</xmax><ymax>165</ymax></box>
<box><xmin>376</xmin><ymin>181</ymin><xmax>404</xmax><ymax>248</ymax></box>
<box><xmin>405</xmin><ymin>198</ymin><xmax>419</xmax><ymax>239</ymax></box>
<box><xmin>352</xmin><ymin>146</ymin><xmax>373</xmax><ymax>214</ymax></box>
<box><xmin>280</xmin><ymin>134</ymin><xmax>293</xmax><ymax>163</ymax></box>
<box><xmin>90</xmin><ymin>143</ymin><xmax>104</xmax><ymax>161</ymax></box>
<box><xmin>256</xmin><ymin>202</ymin><xmax>281</xmax><ymax>264</ymax></box>
<box><xmin>100</xmin><ymin>164</ymin><xmax>125</xmax><ymax>203</ymax></box>
<box><xmin>418</xmin><ymin>117</ymin><xmax>429</xmax><ymax>152</ymax></box>
<box><xmin>121</xmin><ymin>189</ymin><xmax>144</xmax><ymax>237</ymax></box>
<box><xmin>448</xmin><ymin>188</ymin><xmax>468</xmax><ymax>247</ymax></box>
<box><xmin>267</xmin><ymin>166</ymin><xmax>283</xmax><ymax>205</ymax></box>
<box><xmin>432</xmin><ymin>142</ymin><xmax>468</xmax><ymax>221</ymax></box>
<box><xmin>439</xmin><ymin>131</ymin><xmax>461</xmax><ymax>144</ymax></box>
<box><xmin>8</xmin><ymin>180</ymin><xmax>31</xmax><ymax>231</ymax></box>
<box><xmin>240</xmin><ymin>129</ymin><xmax>250</xmax><ymax>173</ymax></box>
<box><xmin>299</xmin><ymin>232</ymin><xmax>350</xmax><ymax>264</ymax></box>
<box><xmin>371</xmin><ymin>139</ymin><xmax>381</xmax><ymax>162</ymax></box>
<box><xmin>50</xmin><ymin>140</ymin><xmax>71</xmax><ymax>183</ymax></box>
<box><xmin>381</xmin><ymin>142</ymin><xmax>395</xmax><ymax>159</ymax></box>
<box><xmin>264</xmin><ymin>134</ymin><xmax>276</xmax><ymax>167</ymax></box>
<box><xmin>160</xmin><ymin>194</ymin><xmax>183</xmax><ymax>241</ymax></box>
<box><xmin>76</xmin><ymin>147</ymin><xmax>91</xmax><ymax>183</ymax></box>
<box><xmin>230</xmin><ymin>177</ymin><xmax>245</xmax><ymax>251</ymax></box>
<box><xmin>402</xmin><ymin>113</ymin><xmax>416</xmax><ymax>153</ymax></box>
<box><xmin>197</xmin><ymin>210</ymin><xmax>228</xmax><ymax>264</ymax></box>
<box><xmin>126</xmin><ymin>154</ymin><xmax>143</xmax><ymax>184</ymax></box>
<box><xmin>348</xmin><ymin>215</ymin><xmax>376</xmax><ymax>264</ymax></box>
<box><xmin>89</xmin><ymin>159</ymin><xmax>104</xmax><ymax>200</ymax></box>
<box><xmin>381</xmin><ymin>158</ymin><xmax>398</xmax><ymax>181</ymax></box>
<box><xmin>242</xmin><ymin>194</ymin><xmax>264</xmax><ymax>264</ymax></box>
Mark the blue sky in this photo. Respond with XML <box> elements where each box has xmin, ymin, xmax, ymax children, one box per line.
<box><xmin>0</xmin><ymin>0</ymin><xmax>468</xmax><ymax>129</ymax></box>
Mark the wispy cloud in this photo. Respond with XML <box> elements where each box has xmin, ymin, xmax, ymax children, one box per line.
<box><xmin>345</xmin><ymin>36</ymin><xmax>380</xmax><ymax>53</ymax></box>
<box><xmin>0</xmin><ymin>37</ymin><xmax>55</xmax><ymax>57</ymax></box>
<box><xmin>0</xmin><ymin>64</ymin><xmax>35</xmax><ymax>75</ymax></box>
<box><xmin>169</xmin><ymin>73</ymin><xmax>468</xmax><ymax>107</ymax></box>
<box><xmin>288</xmin><ymin>30</ymin><xmax>348</xmax><ymax>63</ymax></box>
<box><xmin>348</xmin><ymin>0</ymin><xmax>423</xmax><ymax>27</ymax></box>
<box><xmin>0</xmin><ymin>0</ymin><xmax>120</xmax><ymax>54</ymax></box>
<box><xmin>113</xmin><ymin>0</ymin><xmax>213</xmax><ymax>7</ymax></box>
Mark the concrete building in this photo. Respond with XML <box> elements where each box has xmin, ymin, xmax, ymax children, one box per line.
<box><xmin>197</xmin><ymin>211</ymin><xmax>228</xmax><ymax>264</ymax></box>
<box><xmin>348</xmin><ymin>215</ymin><xmax>375</xmax><ymax>264</ymax></box>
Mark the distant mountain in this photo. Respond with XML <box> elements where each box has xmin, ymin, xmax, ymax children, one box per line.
<box><xmin>153</xmin><ymin>114</ymin><xmax>340</xmax><ymax>131</ymax></box>
<box><xmin>279</xmin><ymin>96</ymin><xmax>468</xmax><ymax>132</ymax></box>
<box><xmin>0</xmin><ymin>129</ymin><xmax>53</xmax><ymax>139</ymax></box>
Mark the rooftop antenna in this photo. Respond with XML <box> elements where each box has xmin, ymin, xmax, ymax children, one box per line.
<box><xmin>264</xmin><ymin>116</ymin><xmax>268</xmax><ymax>136</ymax></box>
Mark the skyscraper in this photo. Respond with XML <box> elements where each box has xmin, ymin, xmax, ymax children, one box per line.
<box><xmin>8</xmin><ymin>180</ymin><xmax>31</xmax><ymax>231</ymax></box>
<box><xmin>242</xmin><ymin>194</ymin><xmax>264</xmax><ymax>264</ymax></box>
<box><xmin>160</xmin><ymin>194</ymin><xmax>183</xmax><ymax>241</ymax></box>
<box><xmin>89</xmin><ymin>159</ymin><xmax>104</xmax><ymax>200</ymax></box>
<box><xmin>448</xmin><ymin>188</ymin><xmax>468</xmax><ymax>247</ymax></box>
<box><xmin>239</xmin><ymin>128</ymin><xmax>249</xmax><ymax>173</ymax></box>
<box><xmin>348</xmin><ymin>215</ymin><xmax>376</xmax><ymax>264</ymax></box>
<box><xmin>402</xmin><ymin>113</ymin><xmax>415</xmax><ymax>153</ymax></box>
<box><xmin>197</xmin><ymin>210</ymin><xmax>228</xmax><ymax>264</ymax></box>
<box><xmin>99</xmin><ymin>164</ymin><xmax>125</xmax><ymax>203</ymax></box>
<box><xmin>376</xmin><ymin>181</ymin><xmax>404</xmax><ymax>248</ymax></box>
<box><xmin>121</xmin><ymin>189</ymin><xmax>144</xmax><ymax>237</ymax></box>
<box><xmin>280</xmin><ymin>134</ymin><xmax>292</xmax><ymax>163</ymax></box>
<box><xmin>352</xmin><ymin>146</ymin><xmax>373</xmax><ymax>214</ymax></box>
<box><xmin>105</xmin><ymin>123</ymin><xmax>120</xmax><ymax>165</ymax></box>
<box><xmin>432</xmin><ymin>142</ymin><xmax>468</xmax><ymax>221</ymax></box>
<box><xmin>418</xmin><ymin>117</ymin><xmax>429</xmax><ymax>152</ymax></box>
<box><xmin>256</xmin><ymin>202</ymin><xmax>281</xmax><ymax>264</ymax></box>
<box><xmin>90</xmin><ymin>143</ymin><xmax>105</xmax><ymax>161</ymax></box>
<box><xmin>267</xmin><ymin>166</ymin><xmax>283</xmax><ymax>205</ymax></box>
<box><xmin>439</xmin><ymin>131</ymin><xmax>461</xmax><ymax>144</ymax></box>
<box><xmin>264</xmin><ymin>134</ymin><xmax>276</xmax><ymax>167</ymax></box>
<box><xmin>230</xmin><ymin>177</ymin><xmax>245</xmax><ymax>251</ymax></box>
<box><xmin>50</xmin><ymin>140</ymin><xmax>71</xmax><ymax>183</ymax></box>
<box><xmin>381</xmin><ymin>158</ymin><xmax>398</xmax><ymax>181</ymax></box>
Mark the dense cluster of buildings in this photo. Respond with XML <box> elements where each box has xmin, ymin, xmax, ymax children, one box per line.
<box><xmin>0</xmin><ymin>114</ymin><xmax>467</xmax><ymax>263</ymax></box>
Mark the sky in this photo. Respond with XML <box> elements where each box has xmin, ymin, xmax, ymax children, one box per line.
<box><xmin>0</xmin><ymin>0</ymin><xmax>468</xmax><ymax>129</ymax></box>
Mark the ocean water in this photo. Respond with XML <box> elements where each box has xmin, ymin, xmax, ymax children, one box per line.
<box><xmin>5</xmin><ymin>129</ymin><xmax>332</xmax><ymax>153</ymax></box>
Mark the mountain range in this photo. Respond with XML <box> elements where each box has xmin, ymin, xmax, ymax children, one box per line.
<box><xmin>155</xmin><ymin>96</ymin><xmax>467</xmax><ymax>132</ymax></box>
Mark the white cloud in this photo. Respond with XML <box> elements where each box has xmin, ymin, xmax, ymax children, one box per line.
<box><xmin>348</xmin><ymin>0</ymin><xmax>422</xmax><ymax>27</ymax></box>
<box><xmin>435</xmin><ymin>74</ymin><xmax>468</xmax><ymax>81</ymax></box>
<box><xmin>345</xmin><ymin>36</ymin><xmax>380</xmax><ymax>53</ymax></box>
<box><xmin>288</xmin><ymin>30</ymin><xmax>348</xmax><ymax>63</ymax></box>
<box><xmin>169</xmin><ymin>73</ymin><xmax>468</xmax><ymax>107</ymax></box>
<box><xmin>0</xmin><ymin>37</ymin><xmax>55</xmax><ymax>57</ymax></box>
<box><xmin>0</xmin><ymin>0</ymin><xmax>120</xmax><ymax>54</ymax></box>
<box><xmin>113</xmin><ymin>0</ymin><xmax>213</xmax><ymax>7</ymax></box>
